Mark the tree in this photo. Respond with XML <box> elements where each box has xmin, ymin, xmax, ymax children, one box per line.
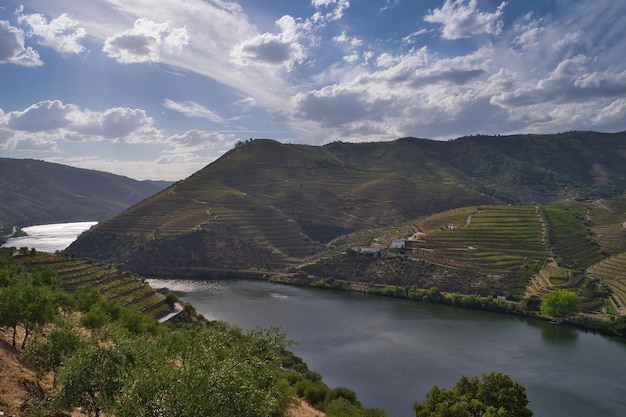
<box><xmin>413</xmin><ymin>372</ymin><xmax>533</xmax><ymax>417</ymax></box>
<box><xmin>0</xmin><ymin>282</ymin><xmax>24</xmax><ymax>348</ymax></box>
<box><xmin>53</xmin><ymin>342</ymin><xmax>128</xmax><ymax>417</ymax></box>
<box><xmin>73</xmin><ymin>285</ymin><xmax>103</xmax><ymax>312</ymax></box>
<box><xmin>80</xmin><ymin>304</ymin><xmax>111</xmax><ymax>335</ymax></box>
<box><xmin>19</xmin><ymin>282</ymin><xmax>61</xmax><ymax>348</ymax></box>
<box><xmin>21</xmin><ymin>321</ymin><xmax>85</xmax><ymax>388</ymax></box>
<box><xmin>540</xmin><ymin>289</ymin><xmax>580</xmax><ymax>318</ymax></box>
<box><xmin>0</xmin><ymin>278</ymin><xmax>60</xmax><ymax>348</ymax></box>
<box><xmin>115</xmin><ymin>326</ymin><xmax>295</xmax><ymax>417</ymax></box>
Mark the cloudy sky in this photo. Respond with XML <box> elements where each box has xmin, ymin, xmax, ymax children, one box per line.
<box><xmin>1</xmin><ymin>0</ymin><xmax>625</xmax><ymax>180</ymax></box>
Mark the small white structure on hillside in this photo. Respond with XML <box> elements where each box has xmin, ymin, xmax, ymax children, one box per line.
<box><xmin>389</xmin><ymin>240</ymin><xmax>405</xmax><ymax>249</ymax></box>
<box><xmin>352</xmin><ymin>244</ymin><xmax>384</xmax><ymax>253</ymax></box>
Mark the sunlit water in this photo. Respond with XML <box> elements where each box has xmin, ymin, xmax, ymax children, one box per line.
<box><xmin>3</xmin><ymin>221</ymin><xmax>97</xmax><ymax>253</ymax></box>
<box><xmin>149</xmin><ymin>278</ymin><xmax>626</xmax><ymax>417</ymax></box>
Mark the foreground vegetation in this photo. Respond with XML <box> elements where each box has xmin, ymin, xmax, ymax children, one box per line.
<box><xmin>413</xmin><ymin>372</ymin><xmax>533</xmax><ymax>417</ymax></box>
<box><xmin>0</xmin><ymin>248</ymin><xmax>390</xmax><ymax>417</ymax></box>
<box><xmin>0</xmin><ymin>247</ymin><xmax>538</xmax><ymax>417</ymax></box>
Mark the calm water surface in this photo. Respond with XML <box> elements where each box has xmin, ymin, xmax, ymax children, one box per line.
<box><xmin>3</xmin><ymin>222</ymin><xmax>97</xmax><ymax>252</ymax></box>
<box><xmin>149</xmin><ymin>278</ymin><xmax>626</xmax><ymax>417</ymax></box>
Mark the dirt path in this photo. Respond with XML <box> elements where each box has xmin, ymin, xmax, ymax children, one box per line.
<box><xmin>289</xmin><ymin>400</ymin><xmax>325</xmax><ymax>417</ymax></box>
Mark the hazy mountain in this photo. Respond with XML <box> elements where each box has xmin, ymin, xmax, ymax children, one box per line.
<box><xmin>0</xmin><ymin>158</ymin><xmax>172</xmax><ymax>230</ymax></box>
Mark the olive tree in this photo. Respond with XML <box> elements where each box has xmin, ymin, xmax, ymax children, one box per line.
<box><xmin>53</xmin><ymin>341</ymin><xmax>129</xmax><ymax>417</ymax></box>
<box><xmin>21</xmin><ymin>321</ymin><xmax>85</xmax><ymax>388</ymax></box>
<box><xmin>414</xmin><ymin>372</ymin><xmax>533</xmax><ymax>417</ymax></box>
<box><xmin>0</xmin><ymin>278</ymin><xmax>60</xmax><ymax>348</ymax></box>
<box><xmin>116</xmin><ymin>326</ymin><xmax>295</xmax><ymax>417</ymax></box>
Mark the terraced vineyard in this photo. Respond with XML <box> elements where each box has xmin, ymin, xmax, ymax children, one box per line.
<box><xmin>541</xmin><ymin>204</ymin><xmax>606</xmax><ymax>270</ymax></box>
<box><xmin>95</xmin><ymin>188</ymin><xmax>210</xmax><ymax>237</ymax></box>
<box><xmin>414</xmin><ymin>205</ymin><xmax>546</xmax><ymax>274</ymax></box>
<box><xmin>15</xmin><ymin>252</ymin><xmax>169</xmax><ymax>320</ymax></box>
<box><xmin>588</xmin><ymin>253</ymin><xmax>626</xmax><ymax>315</ymax></box>
<box><xmin>588</xmin><ymin>198</ymin><xmax>626</xmax><ymax>254</ymax></box>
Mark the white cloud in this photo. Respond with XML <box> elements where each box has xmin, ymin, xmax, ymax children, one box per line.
<box><xmin>342</xmin><ymin>53</ymin><xmax>359</xmax><ymax>64</ymax></box>
<box><xmin>311</xmin><ymin>0</ymin><xmax>349</xmax><ymax>21</ymax></box>
<box><xmin>155</xmin><ymin>152</ymin><xmax>206</xmax><ymax>165</ymax></box>
<box><xmin>491</xmin><ymin>55</ymin><xmax>626</xmax><ymax>108</ymax></box>
<box><xmin>0</xmin><ymin>20</ymin><xmax>42</xmax><ymax>66</ymax></box>
<box><xmin>333</xmin><ymin>30</ymin><xmax>362</xmax><ymax>64</ymax></box>
<box><xmin>7</xmin><ymin>100</ymin><xmax>73</xmax><ymax>131</ymax></box>
<box><xmin>166</xmin><ymin>129</ymin><xmax>236</xmax><ymax>151</ymax></box>
<box><xmin>511</xmin><ymin>20</ymin><xmax>544</xmax><ymax>52</ymax></box>
<box><xmin>4</xmin><ymin>100</ymin><xmax>159</xmax><ymax>143</ymax></box>
<box><xmin>292</xmin><ymin>84</ymin><xmax>380</xmax><ymax>128</ymax></box>
<box><xmin>552</xmin><ymin>31</ymin><xmax>582</xmax><ymax>52</ymax></box>
<box><xmin>14</xmin><ymin>136</ymin><xmax>57</xmax><ymax>151</ymax></box>
<box><xmin>71</xmin><ymin>107</ymin><xmax>159</xmax><ymax>141</ymax></box>
<box><xmin>231</xmin><ymin>0</ymin><xmax>350</xmax><ymax>70</ymax></box>
<box><xmin>290</xmin><ymin>46</ymin><xmax>495</xmax><ymax>139</ymax></box>
<box><xmin>163</xmin><ymin>99</ymin><xmax>224</xmax><ymax>123</ymax></box>
<box><xmin>593</xmin><ymin>99</ymin><xmax>626</xmax><ymax>127</ymax></box>
<box><xmin>333</xmin><ymin>30</ymin><xmax>362</xmax><ymax>47</ymax></box>
<box><xmin>380</xmin><ymin>0</ymin><xmax>399</xmax><ymax>13</ymax></box>
<box><xmin>424</xmin><ymin>0</ymin><xmax>507</xmax><ymax>40</ymax></box>
<box><xmin>233</xmin><ymin>97</ymin><xmax>257</xmax><ymax>111</ymax></box>
<box><xmin>230</xmin><ymin>15</ymin><xmax>305</xmax><ymax>70</ymax></box>
<box><xmin>52</xmin><ymin>155</ymin><xmax>200</xmax><ymax>181</ymax></box>
<box><xmin>311</xmin><ymin>0</ymin><xmax>336</xmax><ymax>7</ymax></box>
<box><xmin>103</xmin><ymin>18</ymin><xmax>189</xmax><ymax>63</ymax></box>
<box><xmin>402</xmin><ymin>29</ymin><xmax>429</xmax><ymax>45</ymax></box>
<box><xmin>18</xmin><ymin>13</ymin><xmax>86</xmax><ymax>55</ymax></box>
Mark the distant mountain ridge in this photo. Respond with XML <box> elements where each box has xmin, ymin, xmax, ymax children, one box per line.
<box><xmin>65</xmin><ymin>131</ymin><xmax>626</xmax><ymax>280</ymax></box>
<box><xmin>0</xmin><ymin>158</ymin><xmax>172</xmax><ymax>231</ymax></box>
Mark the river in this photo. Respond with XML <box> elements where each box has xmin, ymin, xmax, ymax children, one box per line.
<box><xmin>149</xmin><ymin>278</ymin><xmax>626</xmax><ymax>417</ymax></box>
<box><xmin>2</xmin><ymin>221</ymin><xmax>97</xmax><ymax>253</ymax></box>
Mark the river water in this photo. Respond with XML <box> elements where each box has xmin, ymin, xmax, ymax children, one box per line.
<box><xmin>149</xmin><ymin>278</ymin><xmax>626</xmax><ymax>417</ymax></box>
<box><xmin>2</xmin><ymin>221</ymin><xmax>97</xmax><ymax>253</ymax></box>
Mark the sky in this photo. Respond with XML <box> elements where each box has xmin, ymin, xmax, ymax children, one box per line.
<box><xmin>1</xmin><ymin>0</ymin><xmax>625</xmax><ymax>181</ymax></box>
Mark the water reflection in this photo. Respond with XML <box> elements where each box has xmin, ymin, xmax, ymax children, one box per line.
<box><xmin>523</xmin><ymin>318</ymin><xmax>580</xmax><ymax>343</ymax></box>
<box><xmin>3</xmin><ymin>221</ymin><xmax>97</xmax><ymax>253</ymax></box>
<box><xmin>539</xmin><ymin>321</ymin><xmax>579</xmax><ymax>343</ymax></box>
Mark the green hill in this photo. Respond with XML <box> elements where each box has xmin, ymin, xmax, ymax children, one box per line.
<box><xmin>65</xmin><ymin>132</ymin><xmax>626</xmax><ymax>312</ymax></box>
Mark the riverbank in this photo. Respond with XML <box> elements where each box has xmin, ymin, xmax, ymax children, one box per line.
<box><xmin>110</xmin><ymin>263</ymin><xmax>626</xmax><ymax>339</ymax></box>
<box><xmin>264</xmin><ymin>273</ymin><xmax>626</xmax><ymax>339</ymax></box>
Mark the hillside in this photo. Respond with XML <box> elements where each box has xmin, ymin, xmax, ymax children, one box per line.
<box><xmin>65</xmin><ymin>132</ymin><xmax>626</xmax><ymax>315</ymax></box>
<box><xmin>0</xmin><ymin>158</ymin><xmax>171</xmax><ymax>231</ymax></box>
<box><xmin>0</xmin><ymin>248</ymin><xmax>371</xmax><ymax>417</ymax></box>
